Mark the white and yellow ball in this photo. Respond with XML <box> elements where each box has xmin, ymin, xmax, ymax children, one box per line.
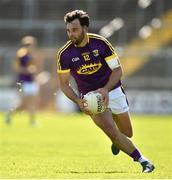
<box><xmin>83</xmin><ymin>91</ymin><xmax>106</xmax><ymax>114</ymax></box>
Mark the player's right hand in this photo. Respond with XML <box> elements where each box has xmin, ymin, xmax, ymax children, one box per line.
<box><xmin>76</xmin><ymin>98</ymin><xmax>93</xmax><ymax>115</ymax></box>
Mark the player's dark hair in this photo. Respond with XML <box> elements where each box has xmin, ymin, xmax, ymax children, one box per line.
<box><xmin>64</xmin><ymin>10</ymin><xmax>90</xmax><ymax>27</ymax></box>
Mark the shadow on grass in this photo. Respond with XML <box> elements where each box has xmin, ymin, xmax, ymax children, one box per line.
<box><xmin>56</xmin><ymin>170</ymin><xmax>128</xmax><ymax>174</ymax></box>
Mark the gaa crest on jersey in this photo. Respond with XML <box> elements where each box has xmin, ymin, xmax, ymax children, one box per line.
<box><xmin>92</xmin><ymin>49</ymin><xmax>99</xmax><ymax>57</ymax></box>
<box><xmin>77</xmin><ymin>62</ymin><xmax>102</xmax><ymax>75</ymax></box>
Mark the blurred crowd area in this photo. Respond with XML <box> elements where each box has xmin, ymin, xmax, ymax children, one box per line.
<box><xmin>0</xmin><ymin>0</ymin><xmax>172</xmax><ymax>113</ymax></box>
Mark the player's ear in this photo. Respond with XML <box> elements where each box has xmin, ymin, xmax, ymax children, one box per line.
<box><xmin>83</xmin><ymin>26</ymin><xmax>88</xmax><ymax>32</ymax></box>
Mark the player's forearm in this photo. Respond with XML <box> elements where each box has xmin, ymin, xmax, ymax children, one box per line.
<box><xmin>103</xmin><ymin>67</ymin><xmax>122</xmax><ymax>92</ymax></box>
<box><xmin>60</xmin><ymin>83</ymin><xmax>80</xmax><ymax>104</ymax></box>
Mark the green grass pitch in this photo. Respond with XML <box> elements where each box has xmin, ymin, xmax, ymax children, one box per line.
<box><xmin>0</xmin><ymin>112</ymin><xmax>172</xmax><ymax>179</ymax></box>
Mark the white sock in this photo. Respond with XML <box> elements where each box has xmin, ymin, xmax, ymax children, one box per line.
<box><xmin>138</xmin><ymin>156</ymin><xmax>149</xmax><ymax>163</ymax></box>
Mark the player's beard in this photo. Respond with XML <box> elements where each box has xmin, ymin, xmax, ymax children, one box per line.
<box><xmin>71</xmin><ymin>30</ymin><xmax>85</xmax><ymax>46</ymax></box>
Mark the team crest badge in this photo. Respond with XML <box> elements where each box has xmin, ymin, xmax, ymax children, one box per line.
<box><xmin>92</xmin><ymin>49</ymin><xmax>99</xmax><ymax>57</ymax></box>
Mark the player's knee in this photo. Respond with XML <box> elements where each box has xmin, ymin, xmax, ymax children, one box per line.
<box><xmin>126</xmin><ymin>132</ymin><xmax>133</xmax><ymax>138</ymax></box>
<box><xmin>106</xmin><ymin>128</ymin><xmax>121</xmax><ymax>142</ymax></box>
<box><xmin>125</xmin><ymin>130</ymin><xmax>133</xmax><ymax>138</ymax></box>
<box><xmin>105</xmin><ymin>127</ymin><xmax>118</xmax><ymax>141</ymax></box>
<box><xmin>121</xmin><ymin>127</ymin><xmax>133</xmax><ymax>138</ymax></box>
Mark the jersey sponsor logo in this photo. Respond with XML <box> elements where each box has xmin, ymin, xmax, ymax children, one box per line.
<box><xmin>72</xmin><ymin>57</ymin><xmax>80</xmax><ymax>62</ymax></box>
<box><xmin>77</xmin><ymin>62</ymin><xmax>102</xmax><ymax>75</ymax></box>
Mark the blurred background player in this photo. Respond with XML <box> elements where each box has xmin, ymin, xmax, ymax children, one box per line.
<box><xmin>5</xmin><ymin>36</ymin><xmax>40</xmax><ymax>126</ymax></box>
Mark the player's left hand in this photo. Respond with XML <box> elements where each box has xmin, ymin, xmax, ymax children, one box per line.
<box><xmin>96</xmin><ymin>88</ymin><xmax>109</xmax><ymax>106</ymax></box>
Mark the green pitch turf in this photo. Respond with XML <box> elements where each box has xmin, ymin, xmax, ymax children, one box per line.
<box><xmin>0</xmin><ymin>112</ymin><xmax>172</xmax><ymax>179</ymax></box>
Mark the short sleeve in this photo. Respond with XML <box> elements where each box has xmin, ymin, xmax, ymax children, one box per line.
<box><xmin>99</xmin><ymin>38</ymin><xmax>120</xmax><ymax>69</ymax></box>
<box><xmin>57</xmin><ymin>51</ymin><xmax>70</xmax><ymax>74</ymax></box>
<box><xmin>16</xmin><ymin>48</ymin><xmax>32</xmax><ymax>66</ymax></box>
<box><xmin>100</xmin><ymin>38</ymin><xmax>118</xmax><ymax>59</ymax></box>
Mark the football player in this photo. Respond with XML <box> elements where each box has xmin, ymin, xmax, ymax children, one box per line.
<box><xmin>57</xmin><ymin>10</ymin><xmax>155</xmax><ymax>173</ymax></box>
<box><xmin>5</xmin><ymin>36</ymin><xmax>39</xmax><ymax>126</ymax></box>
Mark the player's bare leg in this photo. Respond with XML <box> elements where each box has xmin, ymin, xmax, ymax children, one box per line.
<box><xmin>5</xmin><ymin>110</ymin><xmax>12</xmax><ymax>125</ymax></box>
<box><xmin>111</xmin><ymin>112</ymin><xmax>133</xmax><ymax>155</ymax></box>
<box><xmin>112</xmin><ymin>112</ymin><xmax>133</xmax><ymax>138</ymax></box>
<box><xmin>91</xmin><ymin>109</ymin><xmax>155</xmax><ymax>173</ymax></box>
<box><xmin>25</xmin><ymin>95</ymin><xmax>38</xmax><ymax>126</ymax></box>
<box><xmin>5</xmin><ymin>96</ymin><xmax>25</xmax><ymax>125</ymax></box>
<box><xmin>91</xmin><ymin>109</ymin><xmax>135</xmax><ymax>154</ymax></box>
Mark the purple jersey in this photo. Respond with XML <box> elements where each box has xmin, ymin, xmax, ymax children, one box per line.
<box><xmin>57</xmin><ymin>33</ymin><xmax>121</xmax><ymax>95</ymax></box>
<box><xmin>16</xmin><ymin>47</ymin><xmax>34</xmax><ymax>82</ymax></box>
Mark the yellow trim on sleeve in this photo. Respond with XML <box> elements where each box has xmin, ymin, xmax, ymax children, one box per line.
<box><xmin>56</xmin><ymin>41</ymin><xmax>72</xmax><ymax>71</ymax></box>
<box><xmin>17</xmin><ymin>48</ymin><xmax>28</xmax><ymax>57</ymax></box>
<box><xmin>57</xmin><ymin>69</ymin><xmax>70</xmax><ymax>73</ymax></box>
<box><xmin>105</xmin><ymin>54</ymin><xmax>117</xmax><ymax>61</ymax></box>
